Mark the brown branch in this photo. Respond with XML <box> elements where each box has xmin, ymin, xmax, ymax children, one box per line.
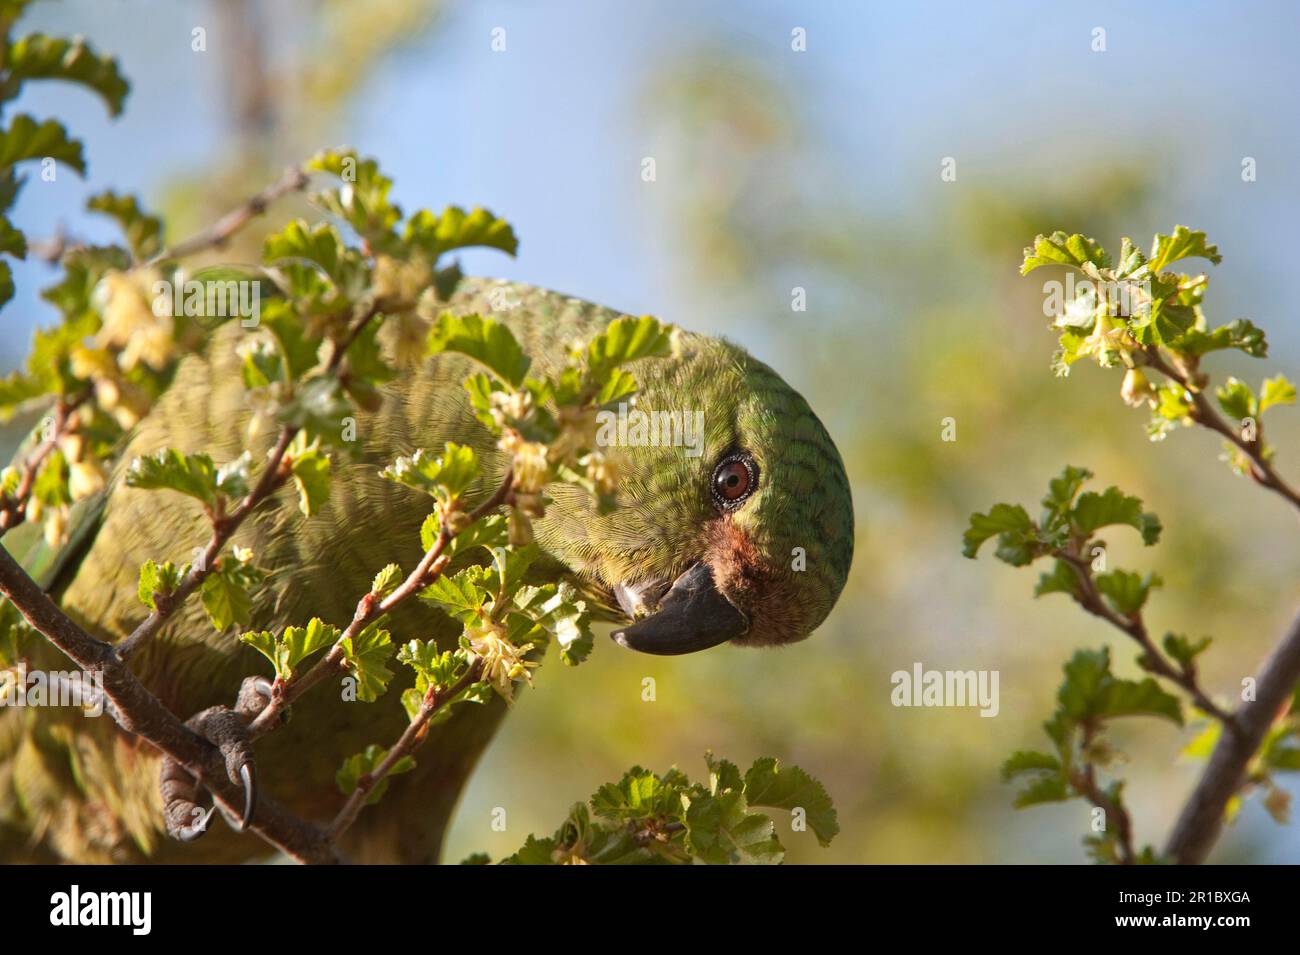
<box><xmin>143</xmin><ymin>164</ymin><xmax>310</xmax><ymax>268</ymax></box>
<box><xmin>1056</xmin><ymin>551</ymin><xmax>1235</xmax><ymax>726</ymax></box>
<box><xmin>246</xmin><ymin>469</ymin><xmax>513</xmax><ymax>739</ymax></box>
<box><xmin>1071</xmin><ymin>721</ymin><xmax>1136</xmax><ymax>865</ymax></box>
<box><xmin>0</xmin><ymin>396</ymin><xmax>84</xmax><ymax>535</ymax></box>
<box><xmin>1133</xmin><ymin>347</ymin><xmax>1300</xmax><ymax>861</ymax></box>
<box><xmin>1165</xmin><ymin>609</ymin><xmax>1300</xmax><ymax>863</ymax></box>
<box><xmin>0</xmin><ymin>544</ymin><xmax>339</xmax><ymax>863</ymax></box>
<box><xmin>118</xmin><ymin>427</ymin><xmax>296</xmax><ymax>659</ymax></box>
<box><xmin>1145</xmin><ymin>348</ymin><xmax>1300</xmax><ymax>514</ymax></box>
<box><xmin>326</xmin><ymin>659</ymin><xmax>484</xmax><ymax>842</ymax></box>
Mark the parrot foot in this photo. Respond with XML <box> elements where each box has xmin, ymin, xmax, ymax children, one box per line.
<box><xmin>159</xmin><ymin>699</ymin><xmax>261</xmax><ymax>843</ymax></box>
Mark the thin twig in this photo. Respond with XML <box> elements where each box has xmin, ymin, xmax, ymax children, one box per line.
<box><xmin>1056</xmin><ymin>550</ymin><xmax>1236</xmax><ymax>727</ymax></box>
<box><xmin>143</xmin><ymin>165</ymin><xmax>310</xmax><ymax>268</ymax></box>
<box><xmin>0</xmin><ymin>544</ymin><xmax>339</xmax><ymax>863</ymax></box>
<box><xmin>1145</xmin><ymin>348</ymin><xmax>1300</xmax><ymax>514</ymax></box>
<box><xmin>0</xmin><ymin>396</ymin><xmax>85</xmax><ymax>535</ymax></box>
<box><xmin>326</xmin><ymin>659</ymin><xmax>485</xmax><ymax>842</ymax></box>
<box><xmin>246</xmin><ymin>469</ymin><xmax>513</xmax><ymax>739</ymax></box>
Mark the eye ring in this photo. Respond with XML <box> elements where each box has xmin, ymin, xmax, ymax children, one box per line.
<box><xmin>710</xmin><ymin>451</ymin><xmax>759</xmax><ymax>511</ymax></box>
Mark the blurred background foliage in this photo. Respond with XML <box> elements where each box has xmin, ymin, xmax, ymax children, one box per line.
<box><xmin>6</xmin><ymin>0</ymin><xmax>1300</xmax><ymax>862</ymax></box>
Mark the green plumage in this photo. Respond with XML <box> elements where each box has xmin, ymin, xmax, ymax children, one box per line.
<box><xmin>0</xmin><ymin>278</ymin><xmax>853</xmax><ymax>863</ymax></box>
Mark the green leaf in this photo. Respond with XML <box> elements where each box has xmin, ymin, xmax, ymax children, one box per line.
<box><xmin>1020</xmin><ymin>232</ymin><xmax>1110</xmax><ymax>275</ymax></box>
<box><xmin>1215</xmin><ymin>377</ymin><xmax>1256</xmax><ymax>421</ymax></box>
<box><xmin>289</xmin><ymin>447</ymin><xmax>331</xmax><ymax>517</ymax></box>
<box><xmin>371</xmin><ymin>563</ymin><xmax>402</xmax><ymax>597</ymax></box>
<box><xmin>1097</xmin><ymin>677</ymin><xmax>1183</xmax><ymax>725</ymax></box>
<box><xmin>1013</xmin><ymin>773</ymin><xmax>1071</xmax><ymax>808</ymax></box>
<box><xmin>201</xmin><ymin>567</ymin><xmax>252</xmax><ymax>632</ymax></box>
<box><xmin>427</xmin><ymin>312</ymin><xmax>530</xmax><ymax>388</ymax></box>
<box><xmin>0</xmin><ymin>115</ymin><xmax>85</xmax><ymax>175</ymax></box>
<box><xmin>1071</xmin><ymin>486</ymin><xmax>1161</xmax><ymax>545</ymax></box>
<box><xmin>1162</xmin><ymin>633</ymin><xmax>1212</xmax><ymax>670</ymax></box>
<box><xmin>1057</xmin><ymin>647</ymin><xmax>1183</xmax><ymax>726</ymax></box>
<box><xmin>685</xmin><ymin>790</ymin><xmax>782</xmax><ymax>865</ymax></box>
<box><xmin>584</xmin><ymin>315</ymin><xmax>672</xmax><ymax>384</ymax></box>
<box><xmin>86</xmin><ymin>191</ymin><xmax>162</xmax><ymax>259</ymax></box>
<box><xmin>741</xmin><ymin>756</ymin><xmax>839</xmax><ymax>847</ymax></box>
<box><xmin>124</xmin><ymin>449</ymin><xmax>220</xmax><ymax>506</ymax></box>
<box><xmin>1041</xmin><ymin>465</ymin><xmax>1093</xmax><ymax>517</ymax></box>
<box><xmin>961</xmin><ymin>503</ymin><xmax>1036</xmax><ymax>564</ymax></box>
<box><xmin>136</xmin><ymin>559</ymin><xmax>183</xmax><ymax>612</ymax></box>
<box><xmin>1094</xmin><ymin>569</ymin><xmax>1161</xmax><ymax>616</ymax></box>
<box><xmin>340</xmin><ymin>623</ymin><xmax>395</xmax><ymax>702</ymax></box>
<box><xmin>1034</xmin><ymin>558</ymin><xmax>1081</xmax><ymax>599</ymax></box>
<box><xmin>1148</xmin><ymin>226</ymin><xmax>1221</xmax><ymax>274</ymax></box>
<box><xmin>336</xmin><ymin>744</ymin><xmax>415</xmax><ymax>806</ymax></box>
<box><xmin>1001</xmin><ymin>750</ymin><xmax>1062</xmax><ymax>779</ymax></box>
<box><xmin>3</xmin><ymin>34</ymin><xmax>130</xmax><ymax>116</ymax></box>
<box><xmin>1180</xmin><ymin>319</ymin><xmax>1267</xmax><ymax>358</ymax></box>
<box><xmin>591</xmin><ymin>767</ymin><xmax>688</xmax><ymax>822</ymax></box>
<box><xmin>0</xmin><ymin>215</ymin><xmax>26</xmax><ymax>257</ymax></box>
<box><xmin>419</xmin><ymin>566</ymin><xmax>491</xmax><ymax>624</ymax></box>
<box><xmin>446</xmin><ymin>513</ymin><xmax>508</xmax><ymax>557</ymax></box>
<box><xmin>1259</xmin><ymin>375</ymin><xmax>1296</xmax><ymax>415</ymax></box>
<box><xmin>379</xmin><ymin>443</ymin><xmax>479</xmax><ymax>503</ymax></box>
<box><xmin>305</xmin><ymin>150</ymin><xmax>401</xmax><ymax>245</ymax></box>
<box><xmin>404</xmin><ymin>205</ymin><xmax>518</xmax><ymax>259</ymax></box>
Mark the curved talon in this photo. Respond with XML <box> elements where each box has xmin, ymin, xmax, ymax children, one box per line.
<box><xmin>238</xmin><ymin>762</ymin><xmax>256</xmax><ymax>832</ymax></box>
<box><xmin>159</xmin><ymin>702</ymin><xmax>260</xmax><ymax>842</ymax></box>
<box><xmin>177</xmin><ymin>805</ymin><xmax>216</xmax><ymax>842</ymax></box>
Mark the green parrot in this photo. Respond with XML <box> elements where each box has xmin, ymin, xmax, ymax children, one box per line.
<box><xmin>0</xmin><ymin>278</ymin><xmax>854</xmax><ymax>863</ymax></box>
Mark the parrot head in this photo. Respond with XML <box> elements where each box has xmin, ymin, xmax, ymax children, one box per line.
<box><xmin>537</xmin><ymin>331</ymin><xmax>854</xmax><ymax>655</ymax></box>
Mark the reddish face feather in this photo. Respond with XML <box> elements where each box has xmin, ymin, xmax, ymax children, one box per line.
<box><xmin>705</xmin><ymin>519</ymin><xmax>805</xmax><ymax>647</ymax></box>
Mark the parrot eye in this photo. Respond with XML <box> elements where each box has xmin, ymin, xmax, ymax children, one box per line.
<box><xmin>711</xmin><ymin>451</ymin><xmax>758</xmax><ymax>510</ymax></box>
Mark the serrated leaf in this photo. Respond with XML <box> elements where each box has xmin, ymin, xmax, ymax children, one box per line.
<box><xmin>1259</xmin><ymin>375</ymin><xmax>1296</xmax><ymax>415</ymax></box>
<box><xmin>1148</xmin><ymin>226</ymin><xmax>1221</xmax><ymax>274</ymax></box>
<box><xmin>584</xmin><ymin>315</ymin><xmax>672</xmax><ymax>384</ymax></box>
<box><xmin>380</xmin><ymin>443</ymin><xmax>478</xmax><ymax>503</ymax></box>
<box><xmin>1001</xmin><ymin>750</ymin><xmax>1062</xmax><ymax>779</ymax></box>
<box><xmin>201</xmin><ymin>568</ymin><xmax>252</xmax><ymax>632</ymax></box>
<box><xmin>3</xmin><ymin>34</ymin><xmax>129</xmax><ymax>116</ymax></box>
<box><xmin>124</xmin><ymin>449</ymin><xmax>221</xmax><ymax>505</ymax></box>
<box><xmin>427</xmin><ymin>312</ymin><xmax>530</xmax><ymax>388</ymax></box>
<box><xmin>1071</xmin><ymin>486</ymin><xmax>1161</xmax><ymax>545</ymax></box>
<box><xmin>1094</xmin><ymin>569</ymin><xmax>1161</xmax><ymax>616</ymax></box>
<box><xmin>1215</xmin><ymin>377</ymin><xmax>1256</xmax><ymax>422</ymax></box>
<box><xmin>86</xmin><ymin>191</ymin><xmax>162</xmax><ymax>259</ymax></box>
<box><xmin>1020</xmin><ymin>231</ymin><xmax>1110</xmax><ymax>275</ymax></box>
<box><xmin>961</xmin><ymin>503</ymin><xmax>1036</xmax><ymax>563</ymax></box>
<box><xmin>290</xmin><ymin>448</ymin><xmax>331</xmax><ymax>517</ymax></box>
<box><xmin>742</xmin><ymin>756</ymin><xmax>839</xmax><ymax>847</ymax></box>
<box><xmin>340</xmin><ymin>623</ymin><xmax>395</xmax><ymax>702</ymax></box>
<box><xmin>404</xmin><ymin>205</ymin><xmax>518</xmax><ymax>259</ymax></box>
<box><xmin>335</xmin><ymin>744</ymin><xmax>415</xmax><ymax>806</ymax></box>
<box><xmin>0</xmin><ymin>115</ymin><xmax>84</xmax><ymax>175</ymax></box>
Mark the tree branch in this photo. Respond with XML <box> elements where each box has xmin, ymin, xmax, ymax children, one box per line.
<box><xmin>1164</xmin><ymin>608</ymin><xmax>1300</xmax><ymax>863</ymax></box>
<box><xmin>0</xmin><ymin>544</ymin><xmax>339</xmax><ymax>863</ymax></box>
<box><xmin>143</xmin><ymin>164</ymin><xmax>310</xmax><ymax>268</ymax></box>
<box><xmin>326</xmin><ymin>659</ymin><xmax>484</xmax><ymax>842</ymax></box>
<box><xmin>1056</xmin><ymin>550</ymin><xmax>1235</xmax><ymax>726</ymax></box>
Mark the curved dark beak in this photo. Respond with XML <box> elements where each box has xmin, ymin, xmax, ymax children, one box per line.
<box><xmin>611</xmin><ymin>563</ymin><xmax>748</xmax><ymax>655</ymax></box>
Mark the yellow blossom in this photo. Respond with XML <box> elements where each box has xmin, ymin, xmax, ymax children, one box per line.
<box><xmin>464</xmin><ymin>621</ymin><xmax>537</xmax><ymax>703</ymax></box>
